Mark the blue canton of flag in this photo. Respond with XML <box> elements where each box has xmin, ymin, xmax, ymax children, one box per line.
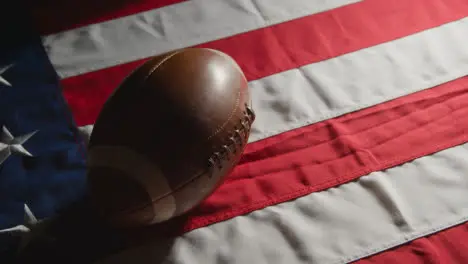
<box><xmin>0</xmin><ymin>5</ymin><xmax>88</xmax><ymax>260</ymax></box>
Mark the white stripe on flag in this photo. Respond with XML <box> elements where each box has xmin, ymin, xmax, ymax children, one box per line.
<box><xmin>79</xmin><ymin>17</ymin><xmax>468</xmax><ymax>144</ymax></box>
<box><xmin>41</xmin><ymin>0</ymin><xmax>360</xmax><ymax>78</ymax></box>
<box><xmin>94</xmin><ymin>142</ymin><xmax>468</xmax><ymax>264</ymax></box>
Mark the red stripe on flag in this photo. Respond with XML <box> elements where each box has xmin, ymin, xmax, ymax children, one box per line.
<box><xmin>134</xmin><ymin>76</ymin><xmax>468</xmax><ymax>236</ymax></box>
<box><xmin>27</xmin><ymin>0</ymin><xmax>186</xmax><ymax>35</ymax></box>
<box><xmin>60</xmin><ymin>0</ymin><xmax>468</xmax><ymax>126</ymax></box>
<box><xmin>354</xmin><ymin>222</ymin><xmax>468</xmax><ymax>263</ymax></box>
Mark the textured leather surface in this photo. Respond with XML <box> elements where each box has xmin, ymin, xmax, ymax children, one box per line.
<box><xmin>87</xmin><ymin>48</ymin><xmax>254</xmax><ymax>227</ymax></box>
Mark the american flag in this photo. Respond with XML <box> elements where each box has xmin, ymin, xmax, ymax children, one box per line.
<box><xmin>1</xmin><ymin>0</ymin><xmax>468</xmax><ymax>263</ymax></box>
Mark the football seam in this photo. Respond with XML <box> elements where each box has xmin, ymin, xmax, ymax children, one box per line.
<box><xmin>143</xmin><ymin>50</ymin><xmax>183</xmax><ymax>83</ymax></box>
<box><xmin>207</xmin><ymin>101</ymin><xmax>255</xmax><ymax>170</ymax></box>
<box><xmin>207</xmin><ymin>89</ymin><xmax>240</xmax><ymax>140</ymax></box>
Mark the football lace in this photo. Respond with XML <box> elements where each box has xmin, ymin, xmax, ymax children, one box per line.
<box><xmin>208</xmin><ymin>103</ymin><xmax>255</xmax><ymax>171</ymax></box>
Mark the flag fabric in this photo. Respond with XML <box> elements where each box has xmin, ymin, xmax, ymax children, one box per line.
<box><xmin>2</xmin><ymin>0</ymin><xmax>468</xmax><ymax>263</ymax></box>
<box><xmin>0</xmin><ymin>4</ymin><xmax>88</xmax><ymax>261</ymax></box>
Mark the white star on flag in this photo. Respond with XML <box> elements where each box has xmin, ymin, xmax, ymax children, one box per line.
<box><xmin>0</xmin><ymin>204</ymin><xmax>50</xmax><ymax>252</ymax></box>
<box><xmin>0</xmin><ymin>126</ymin><xmax>37</xmax><ymax>165</ymax></box>
<box><xmin>0</xmin><ymin>64</ymin><xmax>13</xmax><ymax>87</ymax></box>
<box><xmin>18</xmin><ymin>204</ymin><xmax>49</xmax><ymax>252</ymax></box>
<box><xmin>0</xmin><ymin>204</ymin><xmax>36</xmax><ymax>235</ymax></box>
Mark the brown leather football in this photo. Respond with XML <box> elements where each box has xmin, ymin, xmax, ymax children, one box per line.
<box><xmin>86</xmin><ymin>48</ymin><xmax>255</xmax><ymax>228</ymax></box>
